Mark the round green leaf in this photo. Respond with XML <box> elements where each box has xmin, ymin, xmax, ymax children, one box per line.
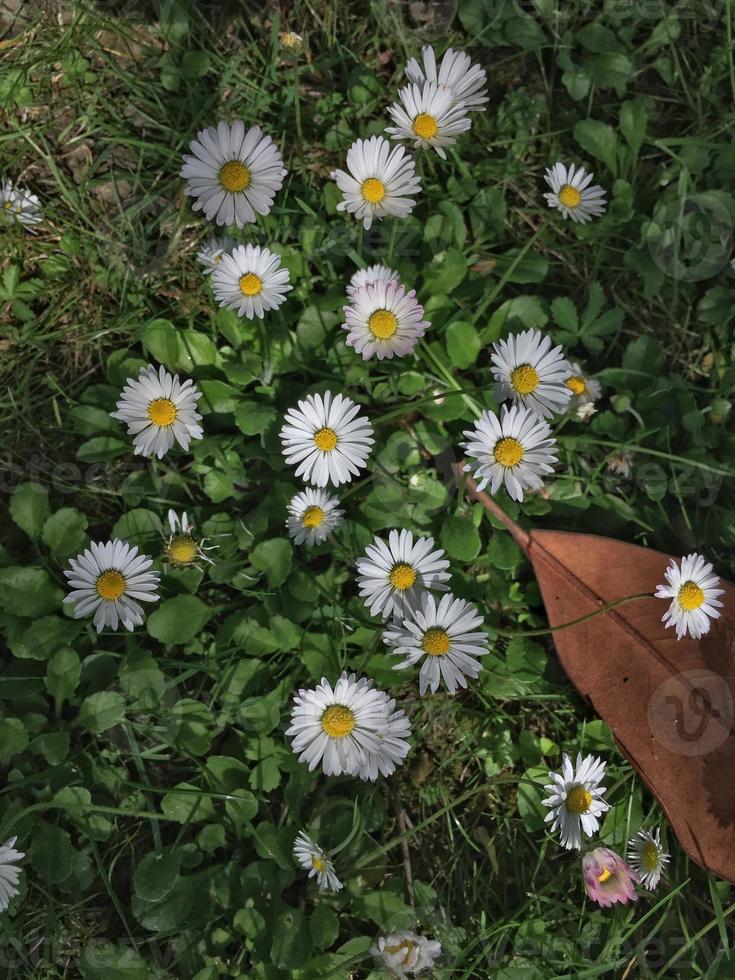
<box><xmin>250</xmin><ymin>538</ymin><xmax>293</xmax><ymax>588</ymax></box>
<box><xmin>147</xmin><ymin>595</ymin><xmax>211</xmax><ymax>645</ymax></box>
<box><xmin>440</xmin><ymin>515</ymin><xmax>482</xmax><ymax>561</ymax></box>
<box><xmin>79</xmin><ymin>691</ymin><xmax>126</xmax><ymax>733</ymax></box>
<box><xmin>10</xmin><ymin>482</ymin><xmax>49</xmax><ymax>538</ymax></box>
<box><xmin>133</xmin><ymin>850</ymin><xmax>182</xmax><ymax>902</ymax></box>
<box><xmin>42</xmin><ymin>507</ymin><xmax>88</xmax><ymax>558</ymax></box>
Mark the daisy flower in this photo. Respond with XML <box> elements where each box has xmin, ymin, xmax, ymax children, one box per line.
<box><xmin>627</xmin><ymin>828</ymin><xmax>670</xmax><ymax>891</ymax></box>
<box><xmin>280</xmin><ymin>390</ymin><xmax>374</xmax><ymax>488</ymax></box>
<box><xmin>491</xmin><ymin>328</ymin><xmax>572</xmax><ymax>418</ymax></box>
<box><xmin>293</xmin><ymin>831</ymin><xmax>342</xmax><ymax>893</ymax></box>
<box><xmin>356</xmin><ymin>529</ymin><xmax>451</xmax><ymax>622</ymax></box>
<box><xmin>196</xmin><ymin>236</ymin><xmax>234</xmax><ymax>274</ymax></box>
<box><xmin>342</xmin><ymin>277</ymin><xmax>429</xmax><ymax>360</ymax></box>
<box><xmin>1</xmin><ymin>180</ymin><xmax>41</xmax><ymax>228</ymax></box>
<box><xmin>210</xmin><ymin>243</ymin><xmax>292</xmax><ymax>320</ymax></box>
<box><xmin>346</xmin><ymin>263</ymin><xmax>400</xmax><ymax>299</ymax></box>
<box><xmin>384</xmin><ymin>592</ymin><xmax>489</xmax><ymax>695</ymax></box>
<box><xmin>543</xmin><ymin>162</ymin><xmax>607</xmax><ymax>224</ymax></box>
<box><xmin>330</xmin><ymin>135</ymin><xmax>421</xmax><ymax>231</ymax></box>
<box><xmin>461</xmin><ymin>404</ymin><xmax>558</xmax><ymax>502</ymax></box>
<box><xmin>371</xmin><ymin>931</ymin><xmax>442</xmax><ymax>978</ymax></box>
<box><xmin>386</xmin><ymin>82</ymin><xmax>471</xmax><ymax>159</ymax></box>
<box><xmin>111</xmin><ymin>364</ymin><xmax>203</xmax><ymax>460</ymax></box>
<box><xmin>405</xmin><ymin>45</ymin><xmax>488</xmax><ymax>112</ymax></box>
<box><xmin>566</xmin><ymin>362</ymin><xmax>602</xmax><ymax>407</ymax></box>
<box><xmin>0</xmin><ymin>837</ymin><xmax>24</xmax><ymax>912</ymax></box>
<box><xmin>542</xmin><ymin>752</ymin><xmax>610</xmax><ymax>850</ymax></box>
<box><xmin>582</xmin><ymin>847</ymin><xmax>639</xmax><ymax>908</ymax></box>
<box><xmin>163</xmin><ymin>509</ymin><xmax>215</xmax><ymax>567</ymax></box>
<box><xmin>64</xmin><ymin>539</ymin><xmax>160</xmax><ymax>633</ymax></box>
<box><xmin>286</xmin><ymin>488</ymin><xmax>344</xmax><ymax>546</ymax></box>
<box><xmin>180</xmin><ymin>121</ymin><xmax>287</xmax><ymax>228</ymax></box>
<box><xmin>286</xmin><ymin>671</ymin><xmax>412</xmax><ymax>781</ymax></box>
<box><xmin>655</xmin><ymin>553</ymin><xmax>724</xmax><ymax>640</ymax></box>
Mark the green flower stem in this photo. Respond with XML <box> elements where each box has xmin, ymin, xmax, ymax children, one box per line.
<box><xmin>491</xmin><ymin>592</ymin><xmax>653</xmax><ymax>638</ymax></box>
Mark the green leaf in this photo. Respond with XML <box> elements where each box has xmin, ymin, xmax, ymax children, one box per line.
<box><xmin>133</xmin><ymin>851</ymin><xmax>182</xmax><ymax>902</ymax></box>
<box><xmin>30</xmin><ymin>823</ymin><xmax>74</xmax><ymax>884</ymax></box>
<box><xmin>0</xmin><ymin>717</ymin><xmax>29</xmax><ymax>763</ymax></box>
<box><xmin>10</xmin><ymin>482</ymin><xmax>49</xmax><ymax>538</ymax></box>
<box><xmin>352</xmin><ymin>889</ymin><xmax>414</xmax><ymax>930</ymax></box>
<box><xmin>234</xmin><ymin>401</ymin><xmax>277</xmax><ymax>436</ymax></box>
<box><xmin>42</xmin><ymin>507</ymin><xmax>88</xmax><ymax>558</ymax></box>
<box><xmin>180</xmin><ymin>50</ymin><xmax>210</xmax><ymax>78</ymax></box>
<box><xmin>440</xmin><ymin>515</ymin><xmax>482</xmax><ymax>561</ymax></box>
<box><xmin>310</xmin><ymin>904</ymin><xmax>340</xmax><ymax>950</ymax></box>
<box><xmin>0</xmin><ymin>567</ymin><xmax>63</xmax><ymax>617</ymax></box>
<box><xmin>573</xmin><ymin>119</ymin><xmax>619</xmax><ymax>176</ymax></box>
<box><xmin>426</xmin><ymin>249</ymin><xmax>468</xmax><ymax>293</ymax></box>
<box><xmin>251</xmin><ymin>538</ymin><xmax>292</xmax><ymax>588</ymax></box>
<box><xmin>78</xmin><ymin>691</ymin><xmax>126</xmax><ymax>733</ymax></box>
<box><xmin>446</xmin><ymin>321</ymin><xmax>481</xmax><ymax>369</ymax></box>
<box><xmin>619</xmin><ymin>99</ymin><xmax>648</xmax><ymax>163</ymax></box>
<box><xmin>78</xmin><ymin>941</ymin><xmax>150</xmax><ymax>980</ymax></box>
<box><xmin>487</xmin><ymin>532</ymin><xmax>522</xmax><ymax>571</ymax></box>
<box><xmin>111</xmin><ymin>508</ymin><xmax>162</xmax><ymax>550</ymax></box>
<box><xmin>271</xmin><ymin>907</ymin><xmax>312</xmax><ymax>970</ymax></box>
<box><xmin>46</xmin><ymin>648</ymin><xmax>81</xmax><ymax>703</ymax></box>
<box><xmin>147</xmin><ymin>595</ymin><xmax>211</xmax><ymax>645</ymax></box>
<box><xmin>160</xmin><ymin>782</ymin><xmax>216</xmax><ymax>823</ymax></box>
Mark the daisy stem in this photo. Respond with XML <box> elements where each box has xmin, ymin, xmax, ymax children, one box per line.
<box><xmin>475</xmin><ymin>219</ymin><xmax>547</xmax><ymax>319</ymax></box>
<box><xmin>491</xmin><ymin>592</ymin><xmax>653</xmax><ymax>638</ymax></box>
<box><xmin>418</xmin><ymin>340</ymin><xmax>483</xmax><ymax>417</ymax></box>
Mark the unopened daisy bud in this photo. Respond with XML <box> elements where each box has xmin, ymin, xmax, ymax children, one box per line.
<box><xmin>655</xmin><ymin>553</ymin><xmax>724</xmax><ymax>640</ymax></box>
<box><xmin>330</xmin><ymin>135</ymin><xmax>421</xmax><ymax>231</ymax></box>
<box><xmin>543</xmin><ymin>162</ymin><xmax>607</xmax><ymax>224</ymax></box>
<box><xmin>582</xmin><ymin>847</ymin><xmax>639</xmax><ymax>907</ymax></box>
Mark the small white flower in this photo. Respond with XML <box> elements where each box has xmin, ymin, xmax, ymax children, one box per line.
<box><xmin>543</xmin><ymin>162</ymin><xmax>607</xmax><ymax>224</ymax></box>
<box><xmin>180</xmin><ymin>121</ymin><xmax>287</xmax><ymax>228</ymax></box>
<box><xmin>405</xmin><ymin>44</ymin><xmax>488</xmax><ymax>113</ymax></box>
<box><xmin>342</xmin><ymin>277</ymin><xmax>429</xmax><ymax>361</ymax></box>
<box><xmin>371</xmin><ymin>930</ymin><xmax>442</xmax><ymax>978</ymax></box>
<box><xmin>286</xmin><ymin>488</ymin><xmax>344</xmax><ymax>546</ymax></box>
<box><xmin>280</xmin><ymin>390</ymin><xmax>374</xmax><ymax>488</ymax></box>
<box><xmin>655</xmin><ymin>553</ymin><xmax>724</xmax><ymax>640</ymax></box>
<box><xmin>542</xmin><ymin>752</ymin><xmax>609</xmax><ymax>850</ymax></box>
<box><xmin>330</xmin><ymin>135</ymin><xmax>421</xmax><ymax>230</ymax></box>
<box><xmin>566</xmin><ymin>362</ymin><xmax>602</xmax><ymax>407</ymax></box>
<box><xmin>491</xmin><ymin>329</ymin><xmax>572</xmax><ymax>418</ymax></box>
<box><xmin>64</xmin><ymin>539</ymin><xmax>160</xmax><ymax>633</ymax></box>
<box><xmin>163</xmin><ymin>510</ymin><xmax>215</xmax><ymax>567</ymax></box>
<box><xmin>197</xmin><ymin>236</ymin><xmax>235</xmax><ymax>274</ymax></box>
<box><xmin>356</xmin><ymin>529</ymin><xmax>451</xmax><ymax>622</ymax></box>
<box><xmin>210</xmin><ymin>243</ymin><xmax>292</xmax><ymax>320</ymax></box>
<box><xmin>576</xmin><ymin>402</ymin><xmax>597</xmax><ymax>422</ymax></box>
<box><xmin>0</xmin><ymin>837</ymin><xmax>24</xmax><ymax>912</ymax></box>
<box><xmin>627</xmin><ymin>828</ymin><xmax>669</xmax><ymax>891</ymax></box>
<box><xmin>384</xmin><ymin>592</ymin><xmax>489</xmax><ymax>695</ymax></box>
<box><xmin>386</xmin><ymin>82</ymin><xmax>471</xmax><ymax>159</ymax></box>
<box><xmin>111</xmin><ymin>364</ymin><xmax>203</xmax><ymax>460</ymax></box>
<box><xmin>346</xmin><ymin>264</ymin><xmax>400</xmax><ymax>299</ymax></box>
<box><xmin>1</xmin><ymin>180</ymin><xmax>41</xmax><ymax>228</ymax></box>
<box><xmin>286</xmin><ymin>671</ymin><xmax>411</xmax><ymax>781</ymax></box>
<box><xmin>461</xmin><ymin>404</ymin><xmax>558</xmax><ymax>502</ymax></box>
<box><xmin>293</xmin><ymin>831</ymin><xmax>342</xmax><ymax>892</ymax></box>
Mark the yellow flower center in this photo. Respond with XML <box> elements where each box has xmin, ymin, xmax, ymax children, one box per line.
<box><xmin>147</xmin><ymin>397</ymin><xmax>177</xmax><ymax>427</ymax></box>
<box><xmin>239</xmin><ymin>273</ymin><xmax>262</xmax><ymax>296</ymax></box>
<box><xmin>413</xmin><ymin>112</ymin><xmax>438</xmax><ymax>139</ymax></box>
<box><xmin>597</xmin><ymin>867</ymin><xmax>614</xmax><ymax>884</ymax></box>
<box><xmin>167</xmin><ymin>536</ymin><xmax>199</xmax><ymax>565</ymax></box>
<box><xmin>368</xmin><ymin>309</ymin><xmax>398</xmax><ymax>339</ymax></box>
<box><xmin>510</xmin><ymin>363</ymin><xmax>540</xmax><ymax>395</ymax></box>
<box><xmin>642</xmin><ymin>841</ymin><xmax>659</xmax><ymax>871</ymax></box>
<box><xmin>313</xmin><ymin>427</ymin><xmax>338</xmax><ymax>452</ymax></box>
<box><xmin>678</xmin><ymin>580</ymin><xmax>705</xmax><ymax>611</ymax></box>
<box><xmin>559</xmin><ymin>184</ymin><xmax>581</xmax><ymax>208</ymax></box>
<box><xmin>321</xmin><ymin>705</ymin><xmax>356</xmax><ymax>738</ymax></box>
<box><xmin>389</xmin><ymin>563</ymin><xmax>417</xmax><ymax>591</ymax></box>
<box><xmin>567</xmin><ymin>376</ymin><xmax>587</xmax><ymax>395</ymax></box>
<box><xmin>422</xmin><ymin>627</ymin><xmax>451</xmax><ymax>656</ymax></box>
<box><xmin>312</xmin><ymin>854</ymin><xmax>327</xmax><ymax>872</ymax></box>
<box><xmin>214</xmin><ymin>253</ymin><xmax>223</xmax><ymax>264</ymax></box>
<box><xmin>96</xmin><ymin>569</ymin><xmax>126</xmax><ymax>601</ymax></box>
<box><xmin>219</xmin><ymin>160</ymin><xmax>251</xmax><ymax>193</ymax></box>
<box><xmin>384</xmin><ymin>939</ymin><xmax>417</xmax><ymax>965</ymax></box>
<box><xmin>362</xmin><ymin>177</ymin><xmax>386</xmax><ymax>203</ymax></box>
<box><xmin>565</xmin><ymin>785</ymin><xmax>592</xmax><ymax>815</ymax></box>
<box><xmin>302</xmin><ymin>505</ymin><xmax>325</xmax><ymax>528</ymax></box>
<box><xmin>493</xmin><ymin>436</ymin><xmax>524</xmax><ymax>468</ymax></box>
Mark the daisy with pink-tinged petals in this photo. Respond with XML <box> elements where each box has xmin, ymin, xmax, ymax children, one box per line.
<box><xmin>582</xmin><ymin>847</ymin><xmax>639</xmax><ymax>908</ymax></box>
<box><xmin>342</xmin><ymin>277</ymin><xmax>429</xmax><ymax>361</ymax></box>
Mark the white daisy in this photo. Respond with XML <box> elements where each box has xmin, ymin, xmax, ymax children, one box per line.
<box><xmin>163</xmin><ymin>509</ymin><xmax>215</xmax><ymax>567</ymax></box>
<box><xmin>655</xmin><ymin>553</ymin><xmax>724</xmax><ymax>640</ymax></box>
<box><xmin>386</xmin><ymin>82</ymin><xmax>471</xmax><ymax>159</ymax></box>
<box><xmin>356</xmin><ymin>528</ymin><xmax>451</xmax><ymax>622</ymax></box>
<box><xmin>280</xmin><ymin>390</ymin><xmax>374</xmax><ymax>488</ymax></box>
<box><xmin>491</xmin><ymin>328</ymin><xmax>572</xmax><ymax>418</ymax></box>
<box><xmin>111</xmin><ymin>363</ymin><xmax>203</xmax><ymax>460</ymax></box>
<box><xmin>346</xmin><ymin>263</ymin><xmax>400</xmax><ymax>299</ymax></box>
<box><xmin>293</xmin><ymin>831</ymin><xmax>342</xmax><ymax>893</ymax></box>
<box><xmin>210</xmin><ymin>243</ymin><xmax>292</xmax><ymax>320</ymax></box>
<box><xmin>180</xmin><ymin>121</ymin><xmax>287</xmax><ymax>228</ymax></box>
<box><xmin>0</xmin><ymin>837</ymin><xmax>24</xmax><ymax>912</ymax></box>
<box><xmin>286</xmin><ymin>671</ymin><xmax>411</xmax><ymax>781</ymax></box>
<box><xmin>566</xmin><ymin>362</ymin><xmax>602</xmax><ymax>407</ymax></box>
<box><xmin>196</xmin><ymin>236</ymin><xmax>234</xmax><ymax>274</ymax></box>
<box><xmin>627</xmin><ymin>828</ymin><xmax>670</xmax><ymax>891</ymax></box>
<box><xmin>64</xmin><ymin>539</ymin><xmax>160</xmax><ymax>633</ymax></box>
<box><xmin>405</xmin><ymin>45</ymin><xmax>488</xmax><ymax>113</ymax></box>
<box><xmin>461</xmin><ymin>404</ymin><xmax>558</xmax><ymax>502</ymax></box>
<box><xmin>543</xmin><ymin>162</ymin><xmax>607</xmax><ymax>224</ymax></box>
<box><xmin>1</xmin><ymin>180</ymin><xmax>42</xmax><ymax>228</ymax></box>
<box><xmin>286</xmin><ymin>488</ymin><xmax>344</xmax><ymax>546</ymax></box>
<box><xmin>330</xmin><ymin>135</ymin><xmax>421</xmax><ymax>230</ymax></box>
<box><xmin>371</xmin><ymin>931</ymin><xmax>442</xmax><ymax>979</ymax></box>
<box><xmin>542</xmin><ymin>752</ymin><xmax>610</xmax><ymax>850</ymax></box>
<box><xmin>342</xmin><ymin>277</ymin><xmax>429</xmax><ymax>361</ymax></box>
<box><xmin>384</xmin><ymin>592</ymin><xmax>489</xmax><ymax>695</ymax></box>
